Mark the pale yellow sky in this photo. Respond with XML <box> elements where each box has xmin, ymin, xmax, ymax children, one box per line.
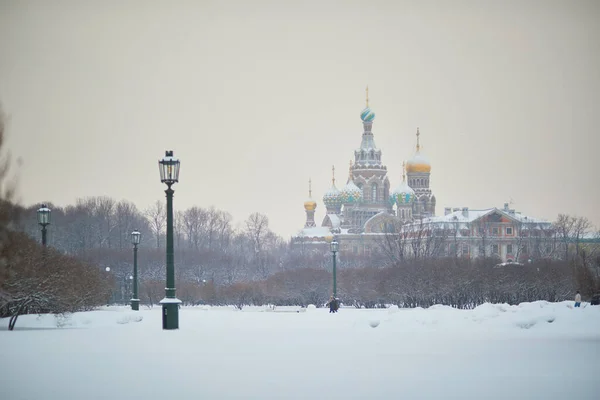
<box><xmin>1</xmin><ymin>0</ymin><xmax>599</xmax><ymax>238</ymax></box>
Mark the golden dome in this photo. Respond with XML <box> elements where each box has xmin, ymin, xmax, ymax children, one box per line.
<box><xmin>304</xmin><ymin>199</ymin><xmax>317</xmax><ymax>211</ymax></box>
<box><xmin>304</xmin><ymin>177</ymin><xmax>317</xmax><ymax>211</ymax></box>
<box><xmin>406</xmin><ymin>127</ymin><xmax>431</xmax><ymax>173</ymax></box>
<box><xmin>406</xmin><ymin>153</ymin><xmax>431</xmax><ymax>173</ymax></box>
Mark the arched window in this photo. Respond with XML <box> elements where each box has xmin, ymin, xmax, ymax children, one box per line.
<box><xmin>371</xmin><ymin>183</ymin><xmax>378</xmax><ymax>201</ymax></box>
<box><xmin>357</xmin><ymin>183</ymin><xmax>364</xmax><ymax>198</ymax></box>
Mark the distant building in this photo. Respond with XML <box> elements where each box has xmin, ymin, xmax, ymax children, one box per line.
<box><xmin>291</xmin><ymin>91</ymin><xmax>557</xmax><ymax>263</ymax></box>
<box><xmin>414</xmin><ymin>204</ymin><xmax>554</xmax><ymax>262</ymax></box>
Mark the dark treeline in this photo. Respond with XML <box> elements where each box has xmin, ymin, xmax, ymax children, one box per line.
<box><xmin>149</xmin><ymin>258</ymin><xmax>599</xmax><ymax>310</ymax></box>
<box><xmin>9</xmin><ymin>195</ymin><xmax>600</xmax><ymax>313</ymax></box>
<box><xmin>15</xmin><ymin>198</ymin><xmax>294</xmax><ymax>283</ymax></box>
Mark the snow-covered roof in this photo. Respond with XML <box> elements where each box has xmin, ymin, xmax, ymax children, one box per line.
<box><xmin>391</xmin><ymin>179</ymin><xmax>414</xmax><ymax>196</ymax></box>
<box><xmin>423</xmin><ymin>209</ymin><xmax>494</xmax><ymax>224</ymax></box>
<box><xmin>295</xmin><ymin>226</ymin><xmax>332</xmax><ymax>238</ymax></box>
<box><xmin>422</xmin><ymin>207</ymin><xmax>550</xmax><ymax>226</ymax></box>
<box><xmin>328</xmin><ymin>214</ymin><xmax>341</xmax><ymax>229</ymax></box>
<box><xmin>407</xmin><ymin>152</ymin><xmax>430</xmax><ymax>167</ymax></box>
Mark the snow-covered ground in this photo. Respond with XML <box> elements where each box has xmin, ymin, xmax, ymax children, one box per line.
<box><xmin>1</xmin><ymin>302</ymin><xmax>599</xmax><ymax>399</ymax></box>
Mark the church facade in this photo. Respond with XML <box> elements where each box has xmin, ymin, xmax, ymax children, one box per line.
<box><xmin>292</xmin><ymin>93</ymin><xmax>437</xmax><ymax>254</ymax></box>
<box><xmin>291</xmin><ymin>92</ymin><xmax>557</xmax><ymax>263</ymax></box>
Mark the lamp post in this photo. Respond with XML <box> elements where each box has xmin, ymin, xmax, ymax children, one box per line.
<box><xmin>37</xmin><ymin>204</ymin><xmax>51</xmax><ymax>246</ymax></box>
<box><xmin>105</xmin><ymin>267</ymin><xmax>112</xmax><ymax>305</ymax></box>
<box><xmin>158</xmin><ymin>150</ymin><xmax>182</xmax><ymax>329</ymax></box>
<box><xmin>330</xmin><ymin>238</ymin><xmax>339</xmax><ymax>298</ymax></box>
<box><xmin>131</xmin><ymin>230</ymin><xmax>141</xmax><ymax>311</ymax></box>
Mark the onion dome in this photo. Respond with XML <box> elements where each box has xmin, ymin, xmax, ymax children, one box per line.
<box><xmin>340</xmin><ymin>161</ymin><xmax>363</xmax><ymax>204</ymax></box>
<box><xmin>304</xmin><ymin>178</ymin><xmax>317</xmax><ymax>211</ymax></box>
<box><xmin>360</xmin><ymin>86</ymin><xmax>375</xmax><ymax>122</ymax></box>
<box><xmin>360</xmin><ymin>107</ymin><xmax>375</xmax><ymax>122</ymax></box>
<box><xmin>323</xmin><ymin>185</ymin><xmax>342</xmax><ymax>208</ymax></box>
<box><xmin>323</xmin><ymin>166</ymin><xmax>343</xmax><ymax>210</ymax></box>
<box><xmin>390</xmin><ymin>162</ymin><xmax>415</xmax><ymax>206</ymax></box>
<box><xmin>406</xmin><ymin>127</ymin><xmax>431</xmax><ymax>173</ymax></box>
<box><xmin>304</xmin><ymin>198</ymin><xmax>316</xmax><ymax>211</ymax></box>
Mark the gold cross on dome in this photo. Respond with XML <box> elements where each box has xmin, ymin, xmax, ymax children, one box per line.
<box><xmin>332</xmin><ymin>165</ymin><xmax>336</xmax><ymax>185</ymax></box>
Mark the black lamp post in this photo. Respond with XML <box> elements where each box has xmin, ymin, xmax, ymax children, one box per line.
<box><xmin>158</xmin><ymin>150</ymin><xmax>181</xmax><ymax>329</ymax></box>
<box><xmin>37</xmin><ymin>204</ymin><xmax>51</xmax><ymax>246</ymax></box>
<box><xmin>330</xmin><ymin>238</ymin><xmax>339</xmax><ymax>298</ymax></box>
<box><xmin>131</xmin><ymin>230</ymin><xmax>141</xmax><ymax>311</ymax></box>
<box><xmin>105</xmin><ymin>267</ymin><xmax>112</xmax><ymax>305</ymax></box>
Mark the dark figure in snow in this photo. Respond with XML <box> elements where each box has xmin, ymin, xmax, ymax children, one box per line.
<box><xmin>327</xmin><ymin>296</ymin><xmax>336</xmax><ymax>313</ymax></box>
<box><xmin>575</xmin><ymin>290</ymin><xmax>581</xmax><ymax>307</ymax></box>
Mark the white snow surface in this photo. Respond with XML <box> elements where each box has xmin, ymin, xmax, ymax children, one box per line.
<box><xmin>1</xmin><ymin>301</ymin><xmax>599</xmax><ymax>399</ymax></box>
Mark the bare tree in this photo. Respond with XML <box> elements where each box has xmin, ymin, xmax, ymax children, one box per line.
<box><xmin>377</xmin><ymin>220</ymin><xmax>410</xmax><ymax>265</ymax></box>
<box><xmin>246</xmin><ymin>212</ymin><xmax>270</xmax><ymax>278</ymax></box>
<box><xmin>114</xmin><ymin>200</ymin><xmax>139</xmax><ymax>249</ymax></box>
<box><xmin>182</xmin><ymin>206</ymin><xmax>207</xmax><ymax>250</ymax></box>
<box><xmin>572</xmin><ymin>216</ymin><xmax>592</xmax><ymax>259</ymax></box>
<box><xmin>174</xmin><ymin>210</ymin><xmax>184</xmax><ymax>249</ymax></box>
<box><xmin>95</xmin><ymin>196</ymin><xmax>116</xmax><ymax>248</ymax></box>
<box><xmin>555</xmin><ymin>214</ymin><xmax>575</xmax><ymax>261</ymax></box>
<box><xmin>145</xmin><ymin>200</ymin><xmax>166</xmax><ymax>248</ymax></box>
<box><xmin>475</xmin><ymin>217</ymin><xmax>491</xmax><ymax>258</ymax></box>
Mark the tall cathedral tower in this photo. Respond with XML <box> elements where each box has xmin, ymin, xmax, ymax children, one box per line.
<box><xmin>303</xmin><ymin>179</ymin><xmax>317</xmax><ymax>228</ymax></box>
<box><xmin>406</xmin><ymin>128</ymin><xmax>436</xmax><ymax>218</ymax></box>
<box><xmin>343</xmin><ymin>87</ymin><xmax>391</xmax><ymax>230</ymax></box>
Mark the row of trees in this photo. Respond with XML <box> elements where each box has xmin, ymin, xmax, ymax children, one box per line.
<box><xmin>15</xmin><ymin>198</ymin><xmax>291</xmax><ymax>281</ymax></box>
<box><xmin>128</xmin><ymin>258</ymin><xmax>598</xmax><ymax>310</ymax></box>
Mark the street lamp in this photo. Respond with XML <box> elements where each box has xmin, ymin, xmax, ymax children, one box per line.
<box><xmin>158</xmin><ymin>150</ymin><xmax>182</xmax><ymax>329</ymax></box>
<box><xmin>330</xmin><ymin>238</ymin><xmax>339</xmax><ymax>298</ymax></box>
<box><xmin>37</xmin><ymin>204</ymin><xmax>51</xmax><ymax>246</ymax></box>
<box><xmin>130</xmin><ymin>230</ymin><xmax>141</xmax><ymax>311</ymax></box>
<box><xmin>104</xmin><ymin>267</ymin><xmax>111</xmax><ymax>305</ymax></box>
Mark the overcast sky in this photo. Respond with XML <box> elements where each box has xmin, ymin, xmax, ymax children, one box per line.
<box><xmin>1</xmin><ymin>0</ymin><xmax>599</xmax><ymax>238</ymax></box>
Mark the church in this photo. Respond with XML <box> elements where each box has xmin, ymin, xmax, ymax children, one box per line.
<box><xmin>292</xmin><ymin>90</ymin><xmax>556</xmax><ymax>263</ymax></box>
<box><xmin>292</xmin><ymin>90</ymin><xmax>437</xmax><ymax>256</ymax></box>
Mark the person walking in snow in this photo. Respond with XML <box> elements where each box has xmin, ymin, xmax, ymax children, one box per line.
<box><xmin>327</xmin><ymin>296</ymin><xmax>336</xmax><ymax>313</ymax></box>
<box><xmin>575</xmin><ymin>290</ymin><xmax>582</xmax><ymax>308</ymax></box>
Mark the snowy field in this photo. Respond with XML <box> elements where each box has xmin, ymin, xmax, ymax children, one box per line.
<box><xmin>1</xmin><ymin>302</ymin><xmax>599</xmax><ymax>400</ymax></box>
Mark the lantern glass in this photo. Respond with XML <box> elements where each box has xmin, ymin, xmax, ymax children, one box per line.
<box><xmin>331</xmin><ymin>240</ymin><xmax>339</xmax><ymax>253</ymax></box>
<box><xmin>131</xmin><ymin>230</ymin><xmax>141</xmax><ymax>245</ymax></box>
<box><xmin>159</xmin><ymin>150</ymin><xmax>181</xmax><ymax>184</ymax></box>
<box><xmin>37</xmin><ymin>204</ymin><xmax>51</xmax><ymax>226</ymax></box>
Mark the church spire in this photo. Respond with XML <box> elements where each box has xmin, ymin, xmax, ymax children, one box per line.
<box><xmin>416</xmin><ymin>127</ymin><xmax>421</xmax><ymax>152</ymax></box>
<box><xmin>366</xmin><ymin>85</ymin><xmax>369</xmax><ymax>108</ymax></box>
<box><xmin>402</xmin><ymin>161</ymin><xmax>406</xmax><ymax>182</ymax></box>
<box><xmin>303</xmin><ymin>177</ymin><xmax>317</xmax><ymax>228</ymax></box>
<box><xmin>332</xmin><ymin>165</ymin><xmax>336</xmax><ymax>186</ymax></box>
